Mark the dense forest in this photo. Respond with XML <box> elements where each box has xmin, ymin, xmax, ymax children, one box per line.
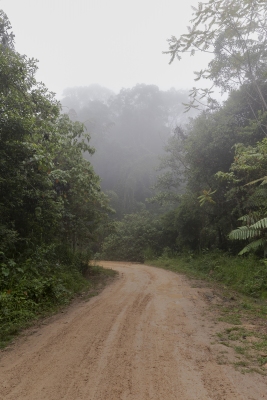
<box><xmin>92</xmin><ymin>0</ymin><xmax>267</xmax><ymax>266</ymax></box>
<box><xmin>1</xmin><ymin>0</ymin><xmax>267</xmax><ymax>344</ymax></box>
<box><xmin>0</xmin><ymin>10</ymin><xmax>112</xmax><ymax>343</ymax></box>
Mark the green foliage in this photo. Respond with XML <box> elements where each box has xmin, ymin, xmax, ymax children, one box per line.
<box><xmin>101</xmin><ymin>211</ymin><xmax>163</xmax><ymax>262</ymax></box>
<box><xmin>198</xmin><ymin>189</ymin><xmax>217</xmax><ymax>206</ymax></box>
<box><xmin>0</xmin><ymin>12</ymin><xmax>113</xmax><ymax>346</ymax></box>
<box><xmin>160</xmin><ymin>195</ymin><xmax>204</xmax><ymax>251</ymax></box>
<box><xmin>238</xmin><ymin>239</ymin><xmax>266</xmax><ymax>256</ymax></box>
<box><xmin>152</xmin><ymin>90</ymin><xmax>258</xmax><ymax>252</ymax></box>
<box><xmin>0</xmin><ymin>246</ymin><xmax>90</xmax><ymax>347</ymax></box>
<box><xmin>0</xmin><ymin>10</ymin><xmax>14</xmax><ymax>49</ymax></box>
<box><xmin>0</xmin><ymin>11</ymin><xmax>110</xmax><ymax>262</ymax></box>
<box><xmin>151</xmin><ymin>62</ymin><xmax>267</xmax><ymax>257</ymax></box>
<box><xmin>226</xmin><ymin>138</ymin><xmax>267</xmax><ymax>255</ymax></box>
<box><xmin>229</xmin><ymin>213</ymin><xmax>267</xmax><ymax>255</ymax></box>
<box><xmin>166</xmin><ymin>0</ymin><xmax>267</xmax><ymax>110</ymax></box>
<box><xmin>230</xmin><ymin>225</ymin><xmax>261</xmax><ymax>241</ymax></box>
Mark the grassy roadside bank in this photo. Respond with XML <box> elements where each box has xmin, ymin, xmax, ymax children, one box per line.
<box><xmin>146</xmin><ymin>252</ymin><xmax>267</xmax><ymax>374</ymax></box>
<box><xmin>146</xmin><ymin>252</ymin><xmax>267</xmax><ymax>299</ymax></box>
<box><xmin>0</xmin><ymin>263</ymin><xmax>117</xmax><ymax>349</ymax></box>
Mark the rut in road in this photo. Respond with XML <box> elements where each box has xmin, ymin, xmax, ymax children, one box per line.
<box><xmin>0</xmin><ymin>262</ymin><xmax>266</xmax><ymax>400</ymax></box>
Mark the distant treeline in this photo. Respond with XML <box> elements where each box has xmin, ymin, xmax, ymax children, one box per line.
<box><xmin>61</xmin><ymin>83</ymin><xmax>198</xmax><ymax>217</ymax></box>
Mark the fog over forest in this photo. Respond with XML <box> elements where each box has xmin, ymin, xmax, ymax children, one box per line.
<box><xmin>1</xmin><ymin>1</ymin><xmax>267</xmax><ymax>346</ymax></box>
<box><xmin>61</xmin><ymin>84</ymin><xmax>198</xmax><ymax>216</ymax></box>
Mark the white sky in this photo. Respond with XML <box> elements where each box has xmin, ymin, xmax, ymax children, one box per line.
<box><xmin>1</xmin><ymin>0</ymin><xmax>211</xmax><ymax>99</ymax></box>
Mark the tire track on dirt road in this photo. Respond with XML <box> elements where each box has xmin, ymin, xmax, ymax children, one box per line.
<box><xmin>0</xmin><ymin>262</ymin><xmax>266</xmax><ymax>399</ymax></box>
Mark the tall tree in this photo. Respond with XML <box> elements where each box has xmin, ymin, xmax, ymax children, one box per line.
<box><xmin>0</xmin><ymin>11</ymin><xmax>109</xmax><ymax>264</ymax></box>
<box><xmin>0</xmin><ymin>10</ymin><xmax>14</xmax><ymax>49</ymax></box>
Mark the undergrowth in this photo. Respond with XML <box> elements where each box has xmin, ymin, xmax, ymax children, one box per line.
<box><xmin>0</xmin><ymin>248</ymin><xmax>116</xmax><ymax>348</ymax></box>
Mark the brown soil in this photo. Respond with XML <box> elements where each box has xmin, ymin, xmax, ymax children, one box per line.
<box><xmin>0</xmin><ymin>261</ymin><xmax>266</xmax><ymax>399</ymax></box>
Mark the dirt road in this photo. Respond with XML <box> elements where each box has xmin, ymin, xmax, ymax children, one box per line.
<box><xmin>0</xmin><ymin>262</ymin><xmax>266</xmax><ymax>399</ymax></box>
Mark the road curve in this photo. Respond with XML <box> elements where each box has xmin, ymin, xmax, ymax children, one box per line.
<box><xmin>0</xmin><ymin>261</ymin><xmax>266</xmax><ymax>400</ymax></box>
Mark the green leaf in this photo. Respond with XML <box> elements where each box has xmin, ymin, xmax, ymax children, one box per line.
<box><xmin>238</xmin><ymin>238</ymin><xmax>266</xmax><ymax>255</ymax></box>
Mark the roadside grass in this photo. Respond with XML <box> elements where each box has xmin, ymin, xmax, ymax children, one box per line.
<box><xmin>0</xmin><ymin>263</ymin><xmax>117</xmax><ymax>349</ymax></box>
<box><xmin>217</xmin><ymin>326</ymin><xmax>267</xmax><ymax>374</ymax></box>
<box><xmin>215</xmin><ymin>289</ymin><xmax>267</xmax><ymax>374</ymax></box>
<box><xmin>146</xmin><ymin>252</ymin><xmax>267</xmax><ymax>374</ymax></box>
<box><xmin>146</xmin><ymin>252</ymin><xmax>267</xmax><ymax>298</ymax></box>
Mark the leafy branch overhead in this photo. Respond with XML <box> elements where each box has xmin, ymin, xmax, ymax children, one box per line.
<box><xmin>165</xmin><ymin>0</ymin><xmax>267</xmax><ymax>110</ymax></box>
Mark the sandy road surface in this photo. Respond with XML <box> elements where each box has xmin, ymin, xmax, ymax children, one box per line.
<box><xmin>0</xmin><ymin>262</ymin><xmax>267</xmax><ymax>400</ymax></box>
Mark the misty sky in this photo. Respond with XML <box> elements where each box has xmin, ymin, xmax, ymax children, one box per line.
<box><xmin>1</xmin><ymin>0</ymin><xmax>211</xmax><ymax>98</ymax></box>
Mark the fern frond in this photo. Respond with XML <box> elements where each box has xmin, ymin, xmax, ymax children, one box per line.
<box><xmin>238</xmin><ymin>238</ymin><xmax>266</xmax><ymax>255</ymax></box>
<box><xmin>238</xmin><ymin>215</ymin><xmax>249</xmax><ymax>222</ymax></box>
<box><xmin>238</xmin><ymin>212</ymin><xmax>265</xmax><ymax>225</ymax></box>
<box><xmin>250</xmin><ymin>217</ymin><xmax>267</xmax><ymax>230</ymax></box>
<box><xmin>229</xmin><ymin>226</ymin><xmax>260</xmax><ymax>240</ymax></box>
